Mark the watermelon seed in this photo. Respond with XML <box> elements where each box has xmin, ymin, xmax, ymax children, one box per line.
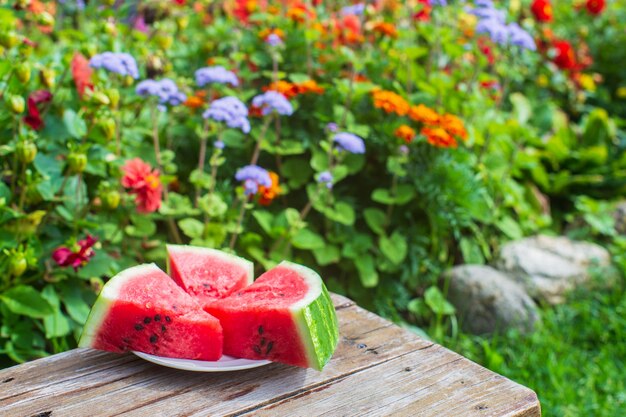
<box><xmin>144</xmin><ymin>317</ymin><xmax>152</xmax><ymax>324</ymax></box>
<box><xmin>253</xmin><ymin>345</ymin><xmax>262</xmax><ymax>355</ymax></box>
<box><xmin>258</xmin><ymin>326</ymin><xmax>264</xmax><ymax>335</ymax></box>
<box><xmin>161</xmin><ymin>325</ymin><xmax>166</xmax><ymax>332</ymax></box>
<box><xmin>266</xmin><ymin>342</ymin><xmax>274</xmax><ymax>355</ymax></box>
<box><xmin>150</xmin><ymin>335</ymin><xmax>158</xmax><ymax>344</ymax></box>
<box><xmin>260</xmin><ymin>338</ymin><xmax>266</xmax><ymax>346</ymax></box>
<box><xmin>134</xmin><ymin>324</ymin><xmax>144</xmax><ymax>331</ymax></box>
<box><xmin>279</xmin><ymin>293</ymin><xmax>285</xmax><ymax>297</ymax></box>
<box><xmin>165</xmin><ymin>316</ymin><xmax>172</xmax><ymax>323</ymax></box>
<box><xmin>154</xmin><ymin>314</ymin><xmax>161</xmax><ymax>322</ymax></box>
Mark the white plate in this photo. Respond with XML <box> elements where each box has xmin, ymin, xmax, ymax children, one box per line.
<box><xmin>133</xmin><ymin>351</ymin><xmax>272</xmax><ymax>372</ymax></box>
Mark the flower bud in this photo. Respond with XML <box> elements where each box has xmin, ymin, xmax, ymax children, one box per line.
<box><xmin>106</xmin><ymin>88</ymin><xmax>120</xmax><ymax>109</ymax></box>
<box><xmin>15</xmin><ymin>63</ymin><xmax>31</xmax><ymax>83</ymax></box>
<box><xmin>16</xmin><ymin>141</ymin><xmax>37</xmax><ymax>164</ymax></box>
<box><xmin>67</xmin><ymin>152</ymin><xmax>88</xmax><ymax>174</ymax></box>
<box><xmin>38</xmin><ymin>11</ymin><xmax>55</xmax><ymax>27</ymax></box>
<box><xmin>9</xmin><ymin>95</ymin><xmax>25</xmax><ymax>114</ymax></box>
<box><xmin>40</xmin><ymin>67</ymin><xmax>56</xmax><ymax>88</ymax></box>
<box><xmin>102</xmin><ymin>189</ymin><xmax>121</xmax><ymax>210</ymax></box>
<box><xmin>0</xmin><ymin>31</ymin><xmax>20</xmax><ymax>49</ymax></box>
<box><xmin>9</xmin><ymin>253</ymin><xmax>27</xmax><ymax>277</ymax></box>
<box><xmin>175</xmin><ymin>16</ymin><xmax>189</xmax><ymax>31</ymax></box>
<box><xmin>99</xmin><ymin>118</ymin><xmax>116</xmax><ymax>140</ymax></box>
<box><xmin>91</xmin><ymin>91</ymin><xmax>111</xmax><ymax>105</ymax></box>
<box><xmin>104</xmin><ymin>21</ymin><xmax>117</xmax><ymax>35</ymax></box>
<box><xmin>155</xmin><ymin>34</ymin><xmax>173</xmax><ymax>50</ymax></box>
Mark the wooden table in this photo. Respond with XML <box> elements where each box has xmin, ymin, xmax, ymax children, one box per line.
<box><xmin>0</xmin><ymin>295</ymin><xmax>540</xmax><ymax>416</ymax></box>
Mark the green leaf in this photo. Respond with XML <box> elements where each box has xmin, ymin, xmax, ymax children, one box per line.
<box><xmin>424</xmin><ymin>286</ymin><xmax>455</xmax><ymax>315</ymax></box>
<box><xmin>355</xmin><ymin>257</ymin><xmax>378</xmax><ymax>287</ymax></box>
<box><xmin>178</xmin><ymin>218</ymin><xmax>204</xmax><ymax>239</ymax></box>
<box><xmin>364</xmin><ymin>208</ymin><xmax>386</xmax><ymax>234</ymax></box>
<box><xmin>125</xmin><ymin>214</ymin><xmax>157</xmax><ymax>238</ymax></box>
<box><xmin>60</xmin><ymin>284</ymin><xmax>91</xmax><ymax>324</ymax></box>
<box><xmin>496</xmin><ymin>216</ymin><xmax>523</xmax><ymax>240</ymax></box>
<box><xmin>253</xmin><ymin>211</ymin><xmax>274</xmax><ymax>235</ymax></box>
<box><xmin>41</xmin><ymin>286</ymin><xmax>71</xmax><ymax>338</ymax></box>
<box><xmin>281</xmin><ymin>158</ymin><xmax>312</xmax><ymax>189</ymax></box>
<box><xmin>313</xmin><ymin>245</ymin><xmax>340</xmax><ymax>266</ymax></box>
<box><xmin>198</xmin><ymin>194</ymin><xmax>227</xmax><ymax>218</ymax></box>
<box><xmin>510</xmin><ymin>93</ymin><xmax>531</xmax><ymax>125</ymax></box>
<box><xmin>291</xmin><ymin>228</ymin><xmax>325</xmax><ymax>250</ymax></box>
<box><xmin>189</xmin><ymin>169</ymin><xmax>214</xmax><ymax>190</ymax></box>
<box><xmin>0</xmin><ymin>286</ymin><xmax>54</xmax><ymax>318</ymax></box>
<box><xmin>63</xmin><ymin>109</ymin><xmax>87</xmax><ymax>139</ymax></box>
<box><xmin>77</xmin><ymin>251</ymin><xmax>116</xmax><ymax>279</ymax></box>
<box><xmin>379</xmin><ymin>232</ymin><xmax>407</xmax><ymax>265</ymax></box>
<box><xmin>323</xmin><ymin>202</ymin><xmax>355</xmax><ymax>226</ymax></box>
<box><xmin>371</xmin><ymin>185</ymin><xmax>415</xmax><ymax>205</ymax></box>
<box><xmin>460</xmin><ymin>238</ymin><xmax>485</xmax><ymax>264</ymax></box>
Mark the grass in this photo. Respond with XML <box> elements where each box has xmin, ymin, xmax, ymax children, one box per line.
<box><xmin>443</xmin><ymin>277</ymin><xmax>626</xmax><ymax>416</ymax></box>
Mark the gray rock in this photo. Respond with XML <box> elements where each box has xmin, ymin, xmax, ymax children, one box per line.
<box><xmin>445</xmin><ymin>265</ymin><xmax>540</xmax><ymax>335</ymax></box>
<box><xmin>496</xmin><ymin>235</ymin><xmax>610</xmax><ymax>305</ymax></box>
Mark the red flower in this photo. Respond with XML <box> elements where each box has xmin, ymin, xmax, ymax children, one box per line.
<box><xmin>52</xmin><ymin>235</ymin><xmax>97</xmax><ymax>271</ymax></box>
<box><xmin>71</xmin><ymin>53</ymin><xmax>93</xmax><ymax>98</ymax></box>
<box><xmin>586</xmin><ymin>0</ymin><xmax>605</xmax><ymax>15</ymax></box>
<box><xmin>552</xmin><ymin>39</ymin><xmax>577</xmax><ymax>70</ymax></box>
<box><xmin>413</xmin><ymin>0</ymin><xmax>432</xmax><ymax>22</ymax></box>
<box><xmin>531</xmin><ymin>0</ymin><xmax>553</xmax><ymax>22</ymax></box>
<box><xmin>121</xmin><ymin>158</ymin><xmax>163</xmax><ymax>213</ymax></box>
<box><xmin>23</xmin><ymin>90</ymin><xmax>52</xmax><ymax>131</ymax></box>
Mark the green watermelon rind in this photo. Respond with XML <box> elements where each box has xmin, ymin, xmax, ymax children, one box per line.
<box><xmin>78</xmin><ymin>264</ymin><xmax>158</xmax><ymax>348</ymax></box>
<box><xmin>165</xmin><ymin>244</ymin><xmax>254</xmax><ymax>286</ymax></box>
<box><xmin>281</xmin><ymin>261</ymin><xmax>340</xmax><ymax>371</ymax></box>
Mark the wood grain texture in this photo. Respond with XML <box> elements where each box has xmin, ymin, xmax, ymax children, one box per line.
<box><xmin>0</xmin><ymin>293</ymin><xmax>540</xmax><ymax>417</ymax></box>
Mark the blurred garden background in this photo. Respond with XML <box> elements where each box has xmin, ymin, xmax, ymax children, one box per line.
<box><xmin>1</xmin><ymin>0</ymin><xmax>625</xmax><ymax>415</ymax></box>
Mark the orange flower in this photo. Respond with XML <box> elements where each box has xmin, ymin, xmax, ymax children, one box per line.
<box><xmin>184</xmin><ymin>95</ymin><xmax>204</xmax><ymax>109</ymax></box>
<box><xmin>421</xmin><ymin>127</ymin><xmax>457</xmax><ymax>149</ymax></box>
<box><xmin>265</xmin><ymin>80</ymin><xmax>299</xmax><ymax>98</ymax></box>
<box><xmin>296</xmin><ymin>79</ymin><xmax>325</xmax><ymax>95</ymax></box>
<box><xmin>395</xmin><ymin>125</ymin><xmax>416</xmax><ymax>144</ymax></box>
<box><xmin>408</xmin><ymin>104</ymin><xmax>440</xmax><ymax>125</ymax></box>
<box><xmin>372</xmin><ymin>89</ymin><xmax>410</xmax><ymax>116</ymax></box>
<box><xmin>370</xmin><ymin>22</ymin><xmax>398</xmax><ymax>38</ymax></box>
<box><xmin>439</xmin><ymin>114</ymin><xmax>468</xmax><ymax>140</ymax></box>
<box><xmin>258</xmin><ymin>171</ymin><xmax>282</xmax><ymax>205</ymax></box>
<box><xmin>259</xmin><ymin>28</ymin><xmax>285</xmax><ymax>41</ymax></box>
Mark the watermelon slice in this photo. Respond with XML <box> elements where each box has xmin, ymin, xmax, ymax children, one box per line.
<box><xmin>78</xmin><ymin>264</ymin><xmax>223</xmax><ymax>361</ymax></box>
<box><xmin>166</xmin><ymin>244</ymin><xmax>253</xmax><ymax>307</ymax></box>
<box><xmin>206</xmin><ymin>261</ymin><xmax>339</xmax><ymax>370</ymax></box>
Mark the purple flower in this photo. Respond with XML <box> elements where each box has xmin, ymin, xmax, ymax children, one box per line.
<box><xmin>318</xmin><ymin>171</ymin><xmax>333</xmax><ymax>189</ymax></box>
<box><xmin>252</xmin><ymin>91</ymin><xmax>294</xmax><ymax>116</ymax></box>
<box><xmin>340</xmin><ymin>3</ymin><xmax>365</xmax><ymax>16</ymax></box>
<box><xmin>235</xmin><ymin>165</ymin><xmax>272</xmax><ymax>196</ymax></box>
<box><xmin>507</xmin><ymin>23</ymin><xmax>536</xmax><ymax>51</ymax></box>
<box><xmin>90</xmin><ymin>52</ymin><xmax>139</xmax><ymax>79</ymax></box>
<box><xmin>214</xmin><ymin>140</ymin><xmax>225</xmax><ymax>149</ymax></box>
<box><xmin>203</xmin><ymin>96</ymin><xmax>250</xmax><ymax>133</ymax></box>
<box><xmin>195</xmin><ymin>66</ymin><xmax>239</xmax><ymax>87</ymax></box>
<box><xmin>333</xmin><ymin>132</ymin><xmax>365</xmax><ymax>154</ymax></box>
<box><xmin>476</xmin><ymin>18</ymin><xmax>508</xmax><ymax>45</ymax></box>
<box><xmin>326</xmin><ymin>122</ymin><xmax>338</xmax><ymax>132</ymax></box>
<box><xmin>399</xmin><ymin>145</ymin><xmax>409</xmax><ymax>155</ymax></box>
<box><xmin>431</xmin><ymin>0</ymin><xmax>447</xmax><ymax>5</ymax></box>
<box><xmin>265</xmin><ymin>34</ymin><xmax>283</xmax><ymax>47</ymax></box>
<box><xmin>136</xmin><ymin>78</ymin><xmax>186</xmax><ymax>106</ymax></box>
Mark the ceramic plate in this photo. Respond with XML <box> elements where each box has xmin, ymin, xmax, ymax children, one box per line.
<box><xmin>133</xmin><ymin>351</ymin><xmax>272</xmax><ymax>372</ymax></box>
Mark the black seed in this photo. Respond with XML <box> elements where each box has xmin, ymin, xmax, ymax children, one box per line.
<box><xmin>2</xmin><ymin>377</ymin><xmax>14</xmax><ymax>383</ymax></box>
<box><xmin>265</xmin><ymin>341</ymin><xmax>274</xmax><ymax>355</ymax></box>
<box><xmin>134</xmin><ymin>324</ymin><xmax>144</xmax><ymax>331</ymax></box>
<box><xmin>32</xmin><ymin>412</ymin><xmax>52</xmax><ymax>417</ymax></box>
<box><xmin>278</xmin><ymin>293</ymin><xmax>285</xmax><ymax>297</ymax></box>
<box><xmin>357</xmin><ymin>343</ymin><xmax>366</xmax><ymax>349</ymax></box>
<box><xmin>150</xmin><ymin>335</ymin><xmax>158</xmax><ymax>344</ymax></box>
<box><xmin>202</xmin><ymin>283</ymin><xmax>212</xmax><ymax>289</ymax></box>
<box><xmin>258</xmin><ymin>326</ymin><xmax>264</xmax><ymax>335</ymax></box>
<box><xmin>161</xmin><ymin>325</ymin><xmax>166</xmax><ymax>332</ymax></box>
<box><xmin>253</xmin><ymin>345</ymin><xmax>261</xmax><ymax>355</ymax></box>
<box><xmin>172</xmin><ymin>305</ymin><xmax>178</xmax><ymax>310</ymax></box>
<box><xmin>154</xmin><ymin>314</ymin><xmax>161</xmax><ymax>322</ymax></box>
<box><xmin>122</xmin><ymin>337</ymin><xmax>131</xmax><ymax>344</ymax></box>
<box><xmin>260</xmin><ymin>338</ymin><xmax>266</xmax><ymax>346</ymax></box>
<box><xmin>165</xmin><ymin>316</ymin><xmax>172</xmax><ymax>323</ymax></box>
<box><xmin>143</xmin><ymin>317</ymin><xmax>152</xmax><ymax>324</ymax></box>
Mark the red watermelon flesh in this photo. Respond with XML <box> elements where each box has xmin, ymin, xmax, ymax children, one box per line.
<box><xmin>167</xmin><ymin>244</ymin><xmax>253</xmax><ymax>307</ymax></box>
<box><xmin>206</xmin><ymin>261</ymin><xmax>339</xmax><ymax>370</ymax></box>
<box><xmin>79</xmin><ymin>264</ymin><xmax>223</xmax><ymax>361</ymax></box>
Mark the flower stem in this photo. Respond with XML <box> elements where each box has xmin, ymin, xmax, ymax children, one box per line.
<box><xmin>195</xmin><ymin>119</ymin><xmax>210</xmax><ymax>207</ymax></box>
<box><xmin>229</xmin><ymin>197</ymin><xmax>248</xmax><ymax>250</ymax></box>
<box><xmin>250</xmin><ymin>116</ymin><xmax>273</xmax><ymax>166</ymax></box>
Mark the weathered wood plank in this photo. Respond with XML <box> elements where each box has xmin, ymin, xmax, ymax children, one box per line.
<box><xmin>0</xmin><ymin>293</ymin><xmax>540</xmax><ymax>417</ymax></box>
<box><xmin>245</xmin><ymin>346</ymin><xmax>540</xmax><ymax>417</ymax></box>
<box><xmin>0</xmin><ymin>297</ymin><xmax>430</xmax><ymax>416</ymax></box>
